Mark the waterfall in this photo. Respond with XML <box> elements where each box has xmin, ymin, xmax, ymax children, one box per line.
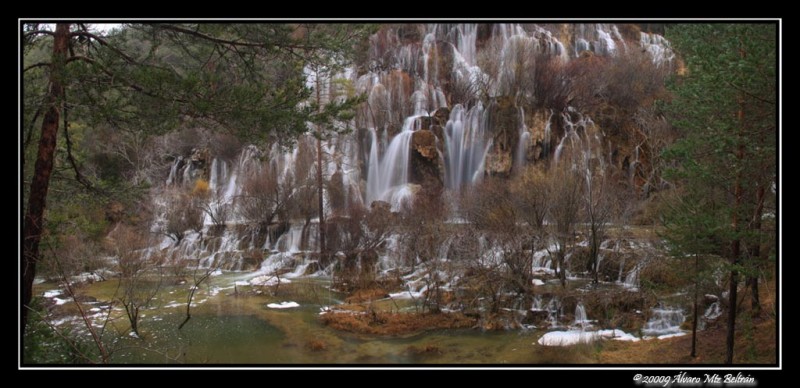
<box><xmin>643</xmin><ymin>306</ymin><xmax>685</xmax><ymax>337</ymax></box>
<box><xmin>365</xmin><ymin>116</ymin><xmax>419</xmax><ymax>208</ymax></box>
<box><xmin>443</xmin><ymin>103</ymin><xmax>492</xmax><ymax>189</ymax></box>
<box><xmin>143</xmin><ymin>22</ymin><xmax>675</xmax><ymax>283</ymax></box>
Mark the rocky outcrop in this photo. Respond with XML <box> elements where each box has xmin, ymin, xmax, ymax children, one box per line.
<box><xmin>410</xmin><ymin>129</ymin><xmax>444</xmax><ymax>199</ymax></box>
<box><xmin>328</xmin><ymin>169</ymin><xmax>346</xmax><ymax>215</ymax></box>
<box><xmin>485</xmin><ymin>97</ymin><xmax>520</xmax><ymax>177</ymax></box>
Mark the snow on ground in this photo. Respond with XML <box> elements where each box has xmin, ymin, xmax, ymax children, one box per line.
<box><xmin>655</xmin><ymin>332</ymin><xmax>687</xmax><ymax>340</ymax></box>
<box><xmin>250</xmin><ymin>275</ymin><xmax>292</xmax><ymax>286</ymax></box>
<box><xmin>596</xmin><ymin>329</ymin><xmax>641</xmax><ymax>342</ymax></box>
<box><xmin>532</xmin><ymin>279</ymin><xmax>545</xmax><ymax>286</ymax></box>
<box><xmin>388</xmin><ymin>290</ymin><xmax>424</xmax><ymax>299</ymax></box>
<box><xmin>267</xmin><ymin>301</ymin><xmax>300</xmax><ymax>309</ymax></box>
<box><xmin>538</xmin><ymin>329</ymin><xmax>643</xmax><ymax>346</ymax></box>
<box><xmin>43</xmin><ymin>290</ymin><xmax>62</xmax><ymax>298</ymax></box>
<box><xmin>538</xmin><ymin>330</ymin><xmax>598</xmax><ymax>346</ymax></box>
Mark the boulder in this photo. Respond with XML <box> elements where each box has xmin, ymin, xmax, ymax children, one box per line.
<box><xmin>410</xmin><ymin>130</ymin><xmax>444</xmax><ymax>199</ymax></box>
<box><xmin>432</xmin><ymin>107</ymin><xmax>450</xmax><ymax>127</ymax></box>
<box><xmin>412</xmin><ymin>130</ymin><xmax>438</xmax><ymax>160</ymax></box>
<box><xmin>484</xmin><ymin>150</ymin><xmax>512</xmax><ymax>177</ymax></box>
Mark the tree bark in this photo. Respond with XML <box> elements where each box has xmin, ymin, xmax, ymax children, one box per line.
<box><xmin>747</xmin><ymin>184</ymin><xmax>765</xmax><ymax>316</ymax></box>
<box><xmin>691</xmin><ymin>253</ymin><xmax>698</xmax><ymax>358</ymax></box>
<box><xmin>316</xmin><ymin>136</ymin><xmax>326</xmax><ymax>258</ymax></box>
<box><xmin>23</xmin><ymin>23</ymin><xmax>70</xmax><ymax>330</ymax></box>
<box><xmin>315</xmin><ymin>77</ymin><xmax>327</xmax><ymax>265</ymax></box>
<box><xmin>726</xmin><ymin>47</ymin><xmax>747</xmax><ymax>363</ymax></box>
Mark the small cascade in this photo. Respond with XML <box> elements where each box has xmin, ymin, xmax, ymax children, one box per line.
<box><xmin>546</xmin><ymin>298</ymin><xmax>562</xmax><ymax>328</ymax></box>
<box><xmin>531</xmin><ymin>295</ymin><xmax>545</xmax><ymax>311</ymax></box>
<box><xmin>640</xmin><ymin>31</ymin><xmax>674</xmax><ymax>66</ymax></box>
<box><xmin>515</xmin><ymin>106</ymin><xmax>530</xmax><ymax>171</ymax></box>
<box><xmin>572</xmin><ymin>23</ymin><xmax>624</xmax><ymax>57</ymax></box>
<box><xmin>275</xmin><ymin>225</ymin><xmax>305</xmax><ymax>253</ymax></box>
<box><xmin>574</xmin><ymin>302</ymin><xmax>591</xmax><ymax>329</ymax></box>
<box><xmin>623</xmin><ymin>264</ymin><xmax>640</xmax><ymax>291</ymax></box>
<box><xmin>643</xmin><ymin>306</ymin><xmax>685</xmax><ymax>337</ymax></box>
<box><xmin>704</xmin><ymin>301</ymin><xmax>723</xmax><ymax>321</ymax></box>
<box><xmin>542</xmin><ymin>109</ymin><xmax>553</xmax><ymax>156</ymax></box>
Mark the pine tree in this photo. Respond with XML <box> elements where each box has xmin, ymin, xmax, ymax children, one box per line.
<box><xmin>665</xmin><ymin>23</ymin><xmax>776</xmax><ymax>364</ymax></box>
<box><xmin>21</xmin><ymin>22</ymin><xmax>371</xmax><ymax>331</ymax></box>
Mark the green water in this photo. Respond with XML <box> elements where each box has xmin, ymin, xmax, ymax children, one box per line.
<box><xmin>33</xmin><ymin>274</ymin><xmax>584</xmax><ymax>364</ymax></box>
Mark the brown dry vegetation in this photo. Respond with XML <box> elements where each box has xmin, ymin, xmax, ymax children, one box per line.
<box><xmin>320</xmin><ymin>311</ymin><xmax>476</xmax><ymax>336</ymax></box>
<box><xmin>344</xmin><ymin>288</ymin><xmax>390</xmax><ymax>304</ymax></box>
<box><xmin>598</xmin><ymin>277</ymin><xmax>777</xmax><ymax>364</ymax></box>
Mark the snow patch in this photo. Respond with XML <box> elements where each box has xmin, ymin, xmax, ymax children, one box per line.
<box><xmin>389</xmin><ymin>290</ymin><xmax>424</xmax><ymax>299</ymax></box>
<box><xmin>267</xmin><ymin>301</ymin><xmax>300</xmax><ymax>309</ymax></box>
<box><xmin>538</xmin><ymin>330</ymin><xmax>598</xmax><ymax>346</ymax></box>
<box><xmin>538</xmin><ymin>329</ymin><xmax>641</xmax><ymax>346</ymax></box>
<box><xmin>657</xmin><ymin>332</ymin><xmax>687</xmax><ymax>340</ymax></box>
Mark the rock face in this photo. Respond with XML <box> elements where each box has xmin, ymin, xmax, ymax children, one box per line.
<box><xmin>484</xmin><ymin>151</ymin><xmax>512</xmax><ymax>177</ymax></box>
<box><xmin>484</xmin><ymin>97</ymin><xmax>520</xmax><ymax>177</ymax></box>
<box><xmin>167</xmin><ymin>146</ymin><xmax>212</xmax><ymax>186</ymax></box>
<box><xmin>328</xmin><ymin>169</ymin><xmax>346</xmax><ymax>214</ymax></box>
<box><xmin>410</xmin><ymin>129</ymin><xmax>444</xmax><ymax>199</ymax></box>
<box><xmin>526</xmin><ymin>108</ymin><xmax>554</xmax><ymax>162</ymax></box>
<box><xmin>412</xmin><ymin>129</ymin><xmax>438</xmax><ymax>160</ymax></box>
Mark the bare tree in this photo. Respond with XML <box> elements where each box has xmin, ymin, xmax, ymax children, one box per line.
<box><xmin>197</xmin><ymin>188</ymin><xmax>231</xmax><ymax>229</ymax></box>
<box><xmin>331</xmin><ymin>199</ymin><xmax>394</xmax><ymax>292</ymax></box>
<box><xmin>178</xmin><ymin>260</ymin><xmax>223</xmax><ymax>331</ymax></box>
<box><xmin>396</xmin><ymin>194</ymin><xmax>450</xmax><ymax>313</ymax></box>
<box><xmin>548</xmin><ymin>164</ymin><xmax>583</xmax><ymax>286</ymax></box>
<box><xmin>238</xmin><ymin>164</ymin><xmax>292</xmax><ymax>227</ymax></box>
<box><xmin>582</xmin><ymin>160</ymin><xmax>615</xmax><ymax>286</ymax></box>
<box><xmin>163</xmin><ymin>189</ymin><xmax>204</xmax><ymax>243</ymax></box>
<box><xmin>113</xmin><ymin>225</ymin><xmax>163</xmax><ymax>337</ymax></box>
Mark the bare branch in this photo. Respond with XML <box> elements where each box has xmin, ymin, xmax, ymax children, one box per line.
<box><xmin>23</xmin><ymin>29</ymin><xmax>54</xmax><ymax>38</ymax></box>
<box><xmin>23</xmin><ymin>62</ymin><xmax>51</xmax><ymax>73</ymax></box>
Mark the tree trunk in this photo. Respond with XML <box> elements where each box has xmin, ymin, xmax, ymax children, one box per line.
<box><xmin>22</xmin><ymin>23</ymin><xmax>70</xmax><ymax>330</ymax></box>
<box><xmin>726</xmin><ymin>58</ymin><xmax>747</xmax><ymax>363</ymax></box>
<box><xmin>691</xmin><ymin>253</ymin><xmax>698</xmax><ymax>358</ymax></box>
<box><xmin>747</xmin><ymin>184</ymin><xmax>765</xmax><ymax>316</ymax></box>
<box><xmin>315</xmin><ymin>78</ymin><xmax>327</xmax><ymax>265</ymax></box>
<box><xmin>591</xmin><ymin>226</ymin><xmax>599</xmax><ymax>285</ymax></box>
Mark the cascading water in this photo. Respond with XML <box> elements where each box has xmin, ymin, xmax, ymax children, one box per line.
<box><xmin>147</xmin><ymin>22</ymin><xmax>675</xmax><ymax>293</ymax></box>
<box><xmin>574</xmin><ymin>302</ymin><xmax>591</xmax><ymax>329</ymax></box>
<box><xmin>515</xmin><ymin>106</ymin><xmax>531</xmax><ymax>171</ymax></box>
<box><xmin>365</xmin><ymin>116</ymin><xmax>419</xmax><ymax>209</ymax></box>
<box><xmin>643</xmin><ymin>306</ymin><xmax>686</xmax><ymax>337</ymax></box>
<box><xmin>443</xmin><ymin>103</ymin><xmax>492</xmax><ymax>189</ymax></box>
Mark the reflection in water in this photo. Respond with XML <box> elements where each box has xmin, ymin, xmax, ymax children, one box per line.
<box><xmin>44</xmin><ymin>275</ymin><xmax>565</xmax><ymax>364</ymax></box>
